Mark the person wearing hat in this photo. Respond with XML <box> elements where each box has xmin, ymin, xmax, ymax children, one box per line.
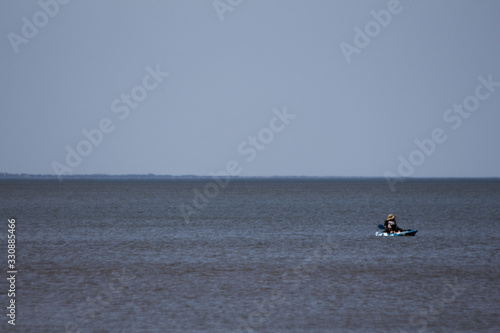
<box><xmin>384</xmin><ymin>214</ymin><xmax>403</xmax><ymax>233</ymax></box>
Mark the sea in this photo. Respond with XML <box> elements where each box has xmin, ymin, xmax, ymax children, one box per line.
<box><xmin>0</xmin><ymin>178</ymin><xmax>499</xmax><ymax>333</ymax></box>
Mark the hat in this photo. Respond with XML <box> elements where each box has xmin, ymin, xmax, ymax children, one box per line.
<box><xmin>387</xmin><ymin>214</ymin><xmax>395</xmax><ymax>220</ymax></box>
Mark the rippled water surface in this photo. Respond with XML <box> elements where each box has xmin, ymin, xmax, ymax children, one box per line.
<box><xmin>1</xmin><ymin>178</ymin><xmax>499</xmax><ymax>332</ymax></box>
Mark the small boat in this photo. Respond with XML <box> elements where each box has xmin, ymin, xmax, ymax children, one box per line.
<box><xmin>375</xmin><ymin>230</ymin><xmax>418</xmax><ymax>237</ymax></box>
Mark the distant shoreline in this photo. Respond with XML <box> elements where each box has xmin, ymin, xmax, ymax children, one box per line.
<box><xmin>0</xmin><ymin>174</ymin><xmax>498</xmax><ymax>181</ymax></box>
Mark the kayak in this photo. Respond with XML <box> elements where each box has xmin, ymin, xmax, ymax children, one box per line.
<box><xmin>375</xmin><ymin>230</ymin><xmax>418</xmax><ymax>237</ymax></box>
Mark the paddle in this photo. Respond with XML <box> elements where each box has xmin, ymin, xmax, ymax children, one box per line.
<box><xmin>377</xmin><ymin>224</ymin><xmax>412</xmax><ymax>232</ymax></box>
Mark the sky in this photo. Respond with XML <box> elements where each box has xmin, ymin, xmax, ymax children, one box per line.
<box><xmin>1</xmin><ymin>0</ymin><xmax>499</xmax><ymax>177</ymax></box>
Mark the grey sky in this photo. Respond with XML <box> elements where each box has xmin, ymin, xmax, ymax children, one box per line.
<box><xmin>1</xmin><ymin>0</ymin><xmax>499</xmax><ymax>177</ymax></box>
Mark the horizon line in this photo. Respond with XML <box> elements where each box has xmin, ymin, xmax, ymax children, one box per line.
<box><xmin>1</xmin><ymin>173</ymin><xmax>499</xmax><ymax>180</ymax></box>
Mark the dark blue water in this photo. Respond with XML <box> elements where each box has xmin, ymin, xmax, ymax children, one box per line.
<box><xmin>0</xmin><ymin>178</ymin><xmax>499</xmax><ymax>332</ymax></box>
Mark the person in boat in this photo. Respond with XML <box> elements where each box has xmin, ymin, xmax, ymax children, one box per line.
<box><xmin>384</xmin><ymin>214</ymin><xmax>403</xmax><ymax>233</ymax></box>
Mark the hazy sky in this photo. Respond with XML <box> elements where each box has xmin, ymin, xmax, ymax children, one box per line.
<box><xmin>1</xmin><ymin>0</ymin><xmax>499</xmax><ymax>177</ymax></box>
